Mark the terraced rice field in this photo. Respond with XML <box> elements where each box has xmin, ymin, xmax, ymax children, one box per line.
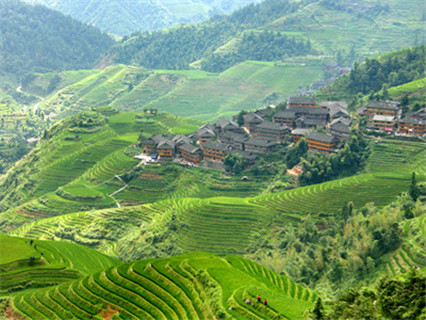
<box><xmin>386</xmin><ymin>215</ymin><xmax>426</xmax><ymax>276</ymax></box>
<box><xmin>11</xmin><ymin>253</ymin><xmax>315</xmax><ymax>320</ymax></box>
<box><xmin>0</xmin><ymin>235</ymin><xmax>119</xmax><ymax>295</ymax></box>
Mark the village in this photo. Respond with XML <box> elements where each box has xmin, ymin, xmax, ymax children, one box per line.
<box><xmin>138</xmin><ymin>96</ymin><xmax>426</xmax><ymax>170</ymax></box>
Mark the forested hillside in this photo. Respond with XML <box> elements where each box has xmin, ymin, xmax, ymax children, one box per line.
<box><xmin>23</xmin><ymin>0</ymin><xmax>262</xmax><ymax>35</ymax></box>
<box><xmin>317</xmin><ymin>45</ymin><xmax>426</xmax><ymax>110</ymax></box>
<box><xmin>113</xmin><ymin>0</ymin><xmax>424</xmax><ymax>72</ymax></box>
<box><xmin>0</xmin><ymin>0</ymin><xmax>113</xmax><ymax>80</ymax></box>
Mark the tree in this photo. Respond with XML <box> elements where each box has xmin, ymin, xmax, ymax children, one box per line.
<box><xmin>409</xmin><ymin>172</ymin><xmax>421</xmax><ymax>201</ymax></box>
<box><xmin>236</xmin><ymin>110</ymin><xmax>248</xmax><ymax>126</ymax></box>
<box><xmin>312</xmin><ymin>297</ymin><xmax>325</xmax><ymax>320</ymax></box>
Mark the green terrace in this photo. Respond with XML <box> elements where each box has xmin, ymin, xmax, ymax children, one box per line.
<box><xmin>10</xmin><ymin>252</ymin><xmax>316</xmax><ymax>320</ymax></box>
<box><xmin>0</xmin><ymin>235</ymin><xmax>119</xmax><ymax>296</ymax></box>
<box><xmin>32</xmin><ymin>61</ymin><xmax>323</xmax><ymax>121</ymax></box>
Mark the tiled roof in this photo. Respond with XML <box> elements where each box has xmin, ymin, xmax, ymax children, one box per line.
<box><xmin>372</xmin><ymin>115</ymin><xmax>395</xmax><ymax>122</ymax></box>
<box><xmin>366</xmin><ymin>100</ymin><xmax>400</xmax><ymax>111</ymax></box>
<box><xmin>244</xmin><ymin>112</ymin><xmax>264</xmax><ymax>123</ymax></box>
<box><xmin>307</xmin><ymin>132</ymin><xmax>340</xmax><ymax>144</ymax></box>
<box><xmin>256</xmin><ymin>121</ymin><xmax>290</xmax><ymax>131</ymax></box>
<box><xmin>245</xmin><ymin>138</ymin><xmax>276</xmax><ymax>147</ymax></box>
<box><xmin>202</xmin><ymin>140</ymin><xmax>231</xmax><ymax>151</ymax></box>
<box><xmin>288</xmin><ymin>96</ymin><xmax>317</xmax><ymax>105</ymax></box>
<box><xmin>179</xmin><ymin>143</ymin><xmax>201</xmax><ymax>154</ymax></box>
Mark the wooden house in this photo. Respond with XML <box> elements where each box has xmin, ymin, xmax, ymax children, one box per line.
<box><xmin>307</xmin><ymin>132</ymin><xmax>340</xmax><ymax>153</ymax></box>
<box><xmin>254</xmin><ymin>121</ymin><xmax>290</xmax><ymax>142</ymax></box>
<box><xmin>178</xmin><ymin>143</ymin><xmax>203</xmax><ymax>163</ymax></box>
<box><xmin>287</xmin><ymin>96</ymin><xmax>317</xmax><ymax>108</ymax></box>
<box><xmin>366</xmin><ymin>101</ymin><xmax>400</xmax><ymax>119</ymax></box>
<box><xmin>202</xmin><ymin>140</ymin><xmax>231</xmax><ymax>162</ymax></box>
<box><xmin>398</xmin><ymin>109</ymin><xmax>426</xmax><ymax>136</ymax></box>
<box><xmin>243</xmin><ymin>113</ymin><xmax>264</xmax><ymax>133</ymax></box>
<box><xmin>244</xmin><ymin>138</ymin><xmax>276</xmax><ymax>154</ymax></box>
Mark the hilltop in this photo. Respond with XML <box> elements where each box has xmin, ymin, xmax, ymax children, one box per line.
<box><xmin>23</xmin><ymin>0</ymin><xmax>261</xmax><ymax>36</ymax></box>
<box><xmin>113</xmin><ymin>0</ymin><xmax>424</xmax><ymax>72</ymax></box>
<box><xmin>0</xmin><ymin>0</ymin><xmax>113</xmax><ymax>83</ymax></box>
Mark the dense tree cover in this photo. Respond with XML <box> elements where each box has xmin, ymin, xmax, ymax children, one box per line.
<box><xmin>114</xmin><ymin>22</ymin><xmax>237</xmax><ymax>69</ymax></box>
<box><xmin>24</xmin><ymin>0</ymin><xmax>261</xmax><ymax>35</ymax></box>
<box><xmin>317</xmin><ymin>45</ymin><xmax>426</xmax><ymax>110</ymax></box>
<box><xmin>348</xmin><ymin>46</ymin><xmax>425</xmax><ymax>94</ymax></box>
<box><xmin>248</xmin><ymin>193</ymin><xmax>425</xmax><ymax>296</ymax></box>
<box><xmin>0</xmin><ymin>0</ymin><xmax>113</xmax><ymax>77</ymax></box>
<box><xmin>224</xmin><ymin>152</ymin><xmax>246</xmax><ymax>174</ymax></box>
<box><xmin>201</xmin><ymin>31</ymin><xmax>314</xmax><ymax>72</ymax></box>
<box><xmin>113</xmin><ymin>0</ymin><xmax>314</xmax><ymax>70</ymax></box>
<box><xmin>321</xmin><ymin>269</ymin><xmax>426</xmax><ymax>320</ymax></box>
<box><xmin>299</xmin><ymin>133</ymin><xmax>370</xmax><ymax>186</ymax></box>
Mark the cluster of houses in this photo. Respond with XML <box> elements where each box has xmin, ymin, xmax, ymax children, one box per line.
<box><xmin>140</xmin><ymin>97</ymin><xmax>357</xmax><ymax>167</ymax></box>
<box><xmin>139</xmin><ymin>96</ymin><xmax>425</xmax><ymax>168</ymax></box>
<box><xmin>357</xmin><ymin>101</ymin><xmax>426</xmax><ymax>136</ymax></box>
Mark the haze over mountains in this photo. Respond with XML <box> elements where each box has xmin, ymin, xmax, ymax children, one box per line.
<box><xmin>22</xmin><ymin>0</ymin><xmax>262</xmax><ymax>35</ymax></box>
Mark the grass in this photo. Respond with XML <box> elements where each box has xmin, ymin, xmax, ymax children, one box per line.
<box><xmin>34</xmin><ymin>61</ymin><xmax>323</xmax><ymax>121</ymax></box>
<box><xmin>10</xmin><ymin>252</ymin><xmax>316</xmax><ymax>319</ymax></box>
<box><xmin>0</xmin><ymin>235</ymin><xmax>119</xmax><ymax>296</ymax></box>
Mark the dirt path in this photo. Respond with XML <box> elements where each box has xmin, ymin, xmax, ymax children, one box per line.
<box><xmin>16</xmin><ymin>86</ymin><xmax>45</xmax><ymax>113</ymax></box>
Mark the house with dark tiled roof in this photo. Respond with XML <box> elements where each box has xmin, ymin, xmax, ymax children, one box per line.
<box><xmin>288</xmin><ymin>96</ymin><xmax>317</xmax><ymax>108</ymax></box>
<box><xmin>141</xmin><ymin>137</ymin><xmax>157</xmax><ymax>154</ymax></box>
<box><xmin>320</xmin><ymin>101</ymin><xmax>349</xmax><ymax>120</ymax></box>
<box><xmin>157</xmin><ymin>139</ymin><xmax>175</xmax><ymax>160</ymax></box>
<box><xmin>274</xmin><ymin>107</ymin><xmax>329</xmax><ymax>128</ymax></box>
<box><xmin>330</xmin><ymin>122</ymin><xmax>351</xmax><ymax>138</ymax></box>
<box><xmin>177</xmin><ymin>143</ymin><xmax>203</xmax><ymax>163</ymax></box>
<box><xmin>220</xmin><ymin>131</ymin><xmax>248</xmax><ymax>151</ymax></box>
<box><xmin>307</xmin><ymin>132</ymin><xmax>340</xmax><ymax>153</ymax></box>
<box><xmin>172</xmin><ymin>134</ymin><xmax>192</xmax><ymax>146</ymax></box>
<box><xmin>291</xmin><ymin>128</ymin><xmax>311</xmax><ymax>144</ymax></box>
<box><xmin>243</xmin><ymin>113</ymin><xmax>264</xmax><ymax>133</ymax></box>
<box><xmin>201</xmin><ymin>140</ymin><xmax>231</xmax><ymax>162</ymax></box>
<box><xmin>273</xmin><ymin>110</ymin><xmax>297</xmax><ymax>127</ymax></box>
<box><xmin>215</xmin><ymin>118</ymin><xmax>242</xmax><ymax>136</ymax></box>
<box><xmin>191</xmin><ymin>124</ymin><xmax>217</xmax><ymax>145</ymax></box>
<box><xmin>254</xmin><ymin>121</ymin><xmax>290</xmax><ymax>142</ymax></box>
<box><xmin>398</xmin><ymin>109</ymin><xmax>426</xmax><ymax>136</ymax></box>
<box><xmin>371</xmin><ymin>115</ymin><xmax>396</xmax><ymax>132</ymax></box>
<box><xmin>244</xmin><ymin>138</ymin><xmax>276</xmax><ymax>154</ymax></box>
<box><xmin>366</xmin><ymin>100</ymin><xmax>401</xmax><ymax>119</ymax></box>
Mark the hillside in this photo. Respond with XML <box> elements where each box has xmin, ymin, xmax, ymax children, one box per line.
<box><xmin>316</xmin><ymin>45</ymin><xmax>426</xmax><ymax>109</ymax></box>
<box><xmin>23</xmin><ymin>0</ymin><xmax>262</xmax><ymax>35</ymax></box>
<box><xmin>6</xmin><ymin>251</ymin><xmax>316</xmax><ymax>319</ymax></box>
<box><xmin>0</xmin><ymin>235</ymin><xmax>119</xmax><ymax>296</ymax></box>
<box><xmin>113</xmin><ymin>0</ymin><xmax>424</xmax><ymax>72</ymax></box>
<box><xmin>0</xmin><ymin>0</ymin><xmax>113</xmax><ymax>83</ymax></box>
<box><xmin>23</xmin><ymin>62</ymin><xmax>324</xmax><ymax>121</ymax></box>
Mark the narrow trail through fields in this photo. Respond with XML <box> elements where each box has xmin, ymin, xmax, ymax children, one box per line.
<box><xmin>109</xmin><ymin>175</ymin><xmax>129</xmax><ymax>208</ymax></box>
<box><xmin>16</xmin><ymin>86</ymin><xmax>45</xmax><ymax>113</ymax></box>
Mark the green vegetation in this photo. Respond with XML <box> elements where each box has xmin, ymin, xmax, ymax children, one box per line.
<box><xmin>113</xmin><ymin>0</ymin><xmax>423</xmax><ymax>73</ymax></box>
<box><xmin>0</xmin><ymin>0</ymin><xmax>113</xmax><ymax>81</ymax></box>
<box><xmin>10</xmin><ymin>252</ymin><xmax>315</xmax><ymax>319</ymax></box>
<box><xmin>317</xmin><ymin>45</ymin><xmax>425</xmax><ymax>110</ymax></box>
<box><xmin>30</xmin><ymin>62</ymin><xmax>322</xmax><ymax>121</ymax></box>
<box><xmin>0</xmin><ymin>235</ymin><xmax>118</xmax><ymax>295</ymax></box>
<box><xmin>24</xmin><ymin>0</ymin><xmax>261</xmax><ymax>35</ymax></box>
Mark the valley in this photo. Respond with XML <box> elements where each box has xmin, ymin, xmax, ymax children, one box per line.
<box><xmin>0</xmin><ymin>0</ymin><xmax>425</xmax><ymax>319</ymax></box>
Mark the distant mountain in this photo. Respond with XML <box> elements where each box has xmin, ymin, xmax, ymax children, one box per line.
<box><xmin>23</xmin><ymin>0</ymin><xmax>262</xmax><ymax>35</ymax></box>
<box><xmin>113</xmin><ymin>0</ymin><xmax>424</xmax><ymax>72</ymax></box>
<box><xmin>0</xmin><ymin>0</ymin><xmax>113</xmax><ymax>78</ymax></box>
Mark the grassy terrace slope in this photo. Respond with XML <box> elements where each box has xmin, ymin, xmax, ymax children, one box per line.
<box><xmin>35</xmin><ymin>61</ymin><xmax>322</xmax><ymax>121</ymax></box>
<box><xmin>0</xmin><ymin>235</ymin><xmax>118</xmax><ymax>296</ymax></box>
<box><xmin>0</xmin><ymin>111</ymin><xmax>201</xmax><ymax>229</ymax></box>
<box><xmin>11</xmin><ymin>252</ymin><xmax>316</xmax><ymax>320</ymax></box>
<box><xmin>10</xmin><ymin>140</ymin><xmax>425</xmax><ymax>259</ymax></box>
